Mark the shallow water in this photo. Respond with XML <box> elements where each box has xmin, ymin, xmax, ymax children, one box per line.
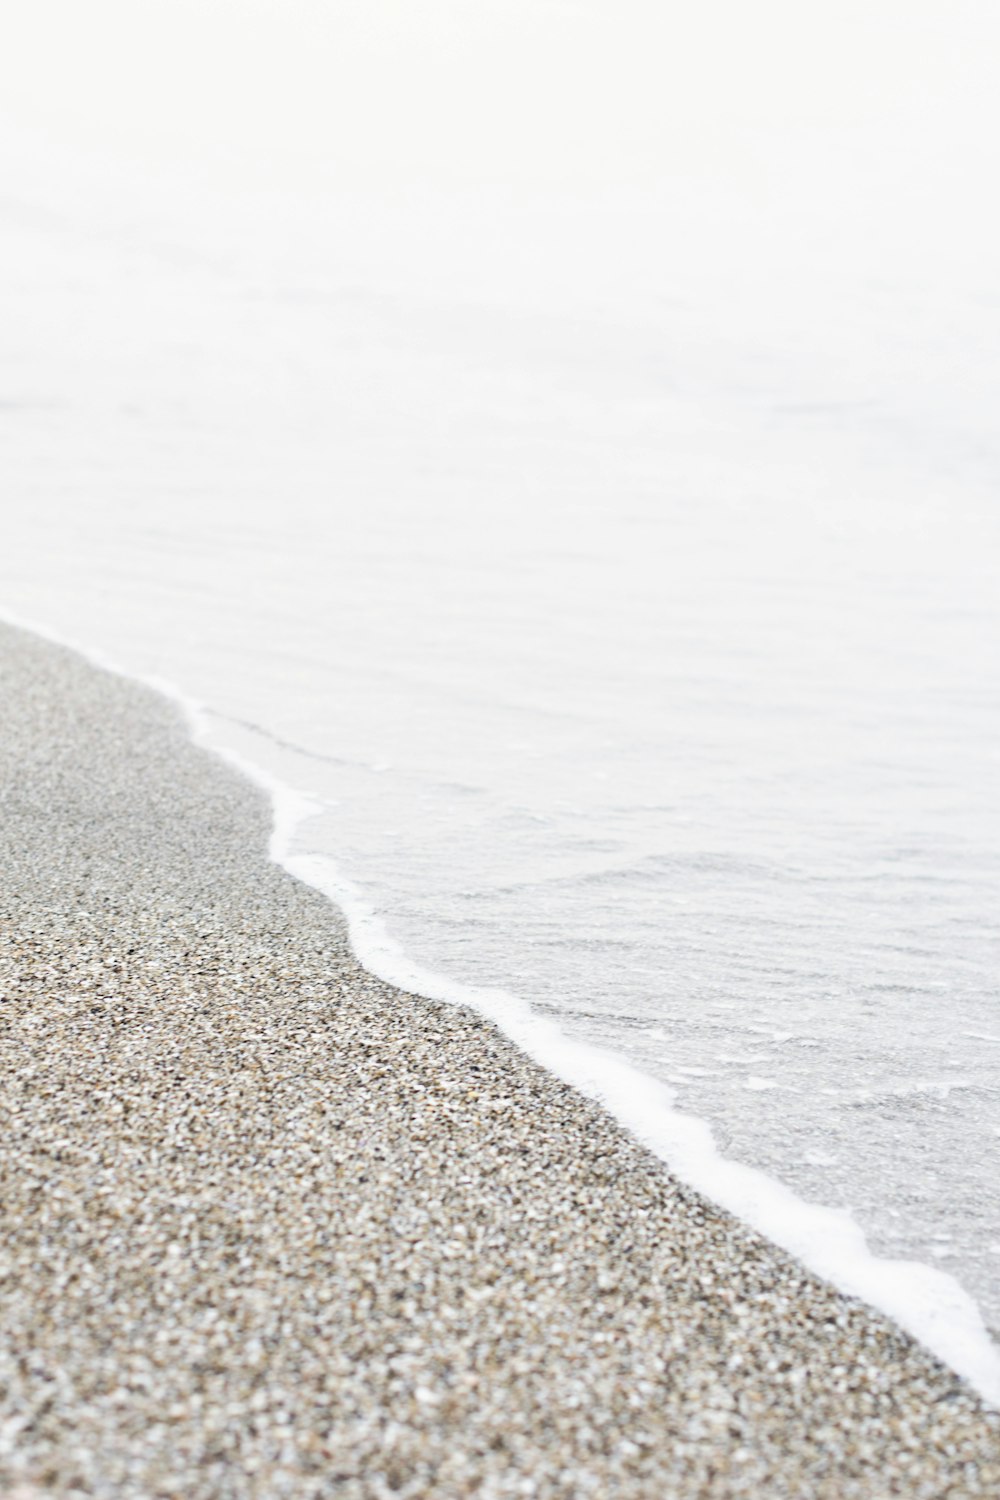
<box><xmin>2</xmin><ymin>0</ymin><xmax>999</xmax><ymax>1347</ymax></box>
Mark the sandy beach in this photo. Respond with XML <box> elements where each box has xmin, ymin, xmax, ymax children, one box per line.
<box><xmin>1</xmin><ymin>621</ymin><xmax>998</xmax><ymax>1498</ymax></box>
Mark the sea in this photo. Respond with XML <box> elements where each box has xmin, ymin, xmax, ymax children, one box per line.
<box><xmin>2</xmin><ymin>0</ymin><xmax>998</xmax><ymax>1399</ymax></box>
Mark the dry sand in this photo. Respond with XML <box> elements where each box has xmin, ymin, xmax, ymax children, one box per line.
<box><xmin>1</xmin><ymin>622</ymin><xmax>998</xmax><ymax>1498</ymax></box>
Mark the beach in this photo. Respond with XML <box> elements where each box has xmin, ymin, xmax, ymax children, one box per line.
<box><xmin>4</xmin><ymin>0</ymin><xmax>1000</xmax><ymax>1359</ymax></box>
<box><xmin>1</xmin><ymin>623</ymin><xmax>998</xmax><ymax>1497</ymax></box>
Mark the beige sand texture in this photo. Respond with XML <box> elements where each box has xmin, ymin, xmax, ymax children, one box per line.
<box><xmin>1</xmin><ymin>622</ymin><xmax>998</xmax><ymax>1499</ymax></box>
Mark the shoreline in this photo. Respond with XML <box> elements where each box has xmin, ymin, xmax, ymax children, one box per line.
<box><xmin>9</xmin><ymin>605</ymin><xmax>1000</xmax><ymax>1406</ymax></box>
<box><xmin>2</xmin><ymin>621</ymin><xmax>999</xmax><ymax>1496</ymax></box>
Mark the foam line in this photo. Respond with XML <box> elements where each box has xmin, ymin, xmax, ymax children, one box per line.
<box><xmin>4</xmin><ymin>604</ymin><xmax>999</xmax><ymax>1409</ymax></box>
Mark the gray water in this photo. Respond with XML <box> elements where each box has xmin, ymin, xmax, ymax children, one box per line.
<box><xmin>2</xmin><ymin>0</ymin><xmax>998</xmax><ymax>1343</ymax></box>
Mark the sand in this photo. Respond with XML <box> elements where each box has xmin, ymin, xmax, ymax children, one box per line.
<box><xmin>1</xmin><ymin>621</ymin><xmax>998</xmax><ymax>1498</ymax></box>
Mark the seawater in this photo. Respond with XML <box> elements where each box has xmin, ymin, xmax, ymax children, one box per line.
<box><xmin>2</xmin><ymin>0</ymin><xmax>999</xmax><ymax>1393</ymax></box>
